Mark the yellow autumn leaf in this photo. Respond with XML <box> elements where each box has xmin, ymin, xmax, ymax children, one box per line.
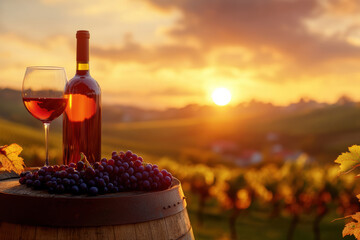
<box><xmin>335</xmin><ymin>145</ymin><xmax>360</xmax><ymax>175</ymax></box>
<box><xmin>343</xmin><ymin>213</ymin><xmax>360</xmax><ymax>239</ymax></box>
<box><xmin>0</xmin><ymin>144</ymin><xmax>26</xmax><ymax>175</ymax></box>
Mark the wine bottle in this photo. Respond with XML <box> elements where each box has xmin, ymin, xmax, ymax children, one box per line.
<box><xmin>63</xmin><ymin>30</ymin><xmax>101</xmax><ymax>164</ymax></box>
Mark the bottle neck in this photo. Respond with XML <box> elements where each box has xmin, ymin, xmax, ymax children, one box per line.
<box><xmin>76</xmin><ymin>62</ymin><xmax>89</xmax><ymax>75</ymax></box>
<box><xmin>76</xmin><ymin>31</ymin><xmax>90</xmax><ymax>75</ymax></box>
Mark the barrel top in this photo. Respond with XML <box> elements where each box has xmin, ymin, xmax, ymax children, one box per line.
<box><xmin>0</xmin><ymin>177</ymin><xmax>187</xmax><ymax>227</ymax></box>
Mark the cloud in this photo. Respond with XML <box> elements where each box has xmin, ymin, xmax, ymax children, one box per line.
<box><xmin>91</xmin><ymin>34</ymin><xmax>205</xmax><ymax>68</ymax></box>
<box><xmin>144</xmin><ymin>0</ymin><xmax>360</xmax><ymax>80</ymax></box>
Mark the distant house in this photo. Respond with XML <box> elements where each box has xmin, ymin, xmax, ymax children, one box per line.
<box><xmin>235</xmin><ymin>150</ymin><xmax>263</xmax><ymax>166</ymax></box>
<box><xmin>211</xmin><ymin>140</ymin><xmax>238</xmax><ymax>154</ymax></box>
<box><xmin>266</xmin><ymin>132</ymin><xmax>279</xmax><ymax>142</ymax></box>
<box><xmin>269</xmin><ymin>143</ymin><xmax>302</xmax><ymax>161</ymax></box>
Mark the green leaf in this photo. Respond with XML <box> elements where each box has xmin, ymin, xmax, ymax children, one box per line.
<box><xmin>335</xmin><ymin>145</ymin><xmax>360</xmax><ymax>175</ymax></box>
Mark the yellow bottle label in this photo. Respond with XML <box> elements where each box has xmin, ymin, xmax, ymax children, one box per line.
<box><xmin>77</xmin><ymin>63</ymin><xmax>89</xmax><ymax>71</ymax></box>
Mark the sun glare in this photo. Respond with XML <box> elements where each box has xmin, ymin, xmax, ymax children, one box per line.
<box><xmin>212</xmin><ymin>88</ymin><xmax>232</xmax><ymax>106</ymax></box>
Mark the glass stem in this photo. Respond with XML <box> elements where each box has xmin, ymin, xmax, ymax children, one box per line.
<box><xmin>44</xmin><ymin>122</ymin><xmax>50</xmax><ymax>166</ymax></box>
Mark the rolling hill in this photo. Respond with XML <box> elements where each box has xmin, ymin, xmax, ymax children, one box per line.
<box><xmin>1</xmin><ymin>88</ymin><xmax>359</xmax><ymax>166</ymax></box>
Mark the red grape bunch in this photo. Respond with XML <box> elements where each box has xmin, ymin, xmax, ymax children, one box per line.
<box><xmin>19</xmin><ymin>150</ymin><xmax>173</xmax><ymax>195</ymax></box>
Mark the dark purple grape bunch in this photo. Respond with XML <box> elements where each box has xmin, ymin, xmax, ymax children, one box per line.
<box><xmin>19</xmin><ymin>150</ymin><xmax>173</xmax><ymax>195</ymax></box>
<box><xmin>102</xmin><ymin>150</ymin><xmax>173</xmax><ymax>192</ymax></box>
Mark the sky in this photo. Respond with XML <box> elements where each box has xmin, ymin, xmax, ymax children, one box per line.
<box><xmin>1</xmin><ymin>0</ymin><xmax>360</xmax><ymax>109</ymax></box>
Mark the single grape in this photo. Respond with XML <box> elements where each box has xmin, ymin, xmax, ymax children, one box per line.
<box><xmin>26</xmin><ymin>179</ymin><xmax>33</xmax><ymax>187</ymax></box>
<box><xmin>20</xmin><ymin>171</ymin><xmax>28</xmax><ymax>178</ymax></box>
<box><xmin>89</xmin><ymin>186</ymin><xmax>98</xmax><ymax>196</ymax></box>
<box><xmin>164</xmin><ymin>176</ymin><xmax>172</xmax><ymax>186</ymax></box>
<box><xmin>103</xmin><ymin>175</ymin><xmax>110</xmax><ymax>183</ymax></box>
<box><xmin>115</xmin><ymin>160</ymin><xmax>122</xmax><ymax>167</ymax></box>
<box><xmin>25</xmin><ymin>172</ymin><xmax>32</xmax><ymax>180</ymax></box>
<box><xmin>62</xmin><ymin>178</ymin><xmax>70</xmax><ymax>186</ymax></box>
<box><xmin>122</xmin><ymin>172</ymin><xmax>130</xmax><ymax>181</ymax></box>
<box><xmin>134</xmin><ymin>160</ymin><xmax>142</xmax><ymax>167</ymax></box>
<box><xmin>161</xmin><ymin>169</ymin><xmax>168</xmax><ymax>176</ymax></box>
<box><xmin>98</xmin><ymin>178</ymin><xmax>106</xmax><ymax>188</ymax></box>
<box><xmin>85</xmin><ymin>167</ymin><xmax>96</xmax><ymax>177</ymax></box>
<box><xmin>87</xmin><ymin>179</ymin><xmax>95</xmax><ymax>186</ymax></box>
<box><xmin>108</xmin><ymin>159</ymin><xmax>115</xmax><ymax>166</ymax></box>
<box><xmin>79</xmin><ymin>183</ymin><xmax>88</xmax><ymax>193</ymax></box>
<box><xmin>59</xmin><ymin>170</ymin><xmax>67</xmax><ymax>178</ymax></box>
<box><xmin>125</xmin><ymin>150</ymin><xmax>132</xmax><ymax>158</ymax></box>
<box><xmin>142</xmin><ymin>171</ymin><xmax>149</xmax><ymax>179</ymax></box>
<box><xmin>38</xmin><ymin>168</ymin><xmax>46</xmax><ymax>176</ymax></box>
<box><xmin>19</xmin><ymin>177</ymin><xmax>26</xmax><ymax>184</ymax></box>
<box><xmin>153</xmin><ymin>168</ymin><xmax>160</xmax><ymax>175</ymax></box>
<box><xmin>71</xmin><ymin>185</ymin><xmax>80</xmax><ymax>195</ymax></box>
<box><xmin>93</xmin><ymin>162</ymin><xmax>100</xmax><ymax>169</ymax></box>
<box><xmin>72</xmin><ymin>173</ymin><xmax>80</xmax><ymax>181</ymax></box>
<box><xmin>38</xmin><ymin>175</ymin><xmax>44</xmax><ymax>182</ymax></box>
<box><xmin>143</xmin><ymin>180</ymin><xmax>150</xmax><ymax>189</ymax></box>
<box><xmin>106</xmin><ymin>165</ymin><xmax>113</xmax><ymax>173</ymax></box>
<box><xmin>54</xmin><ymin>171</ymin><xmax>61</xmax><ymax>178</ymax></box>
<box><xmin>45</xmin><ymin>175</ymin><xmax>52</xmax><ymax>182</ymax></box>
<box><xmin>107</xmin><ymin>183</ymin><xmax>114</xmax><ymax>190</ymax></box>
<box><xmin>69</xmin><ymin>163</ymin><xmax>76</xmax><ymax>168</ymax></box>
<box><xmin>135</xmin><ymin>172</ymin><xmax>142</xmax><ymax>180</ymax></box>
<box><xmin>154</xmin><ymin>176</ymin><xmax>160</xmax><ymax>182</ymax></box>
<box><xmin>70</xmin><ymin>179</ymin><xmax>76</xmax><ymax>186</ymax></box>
<box><xmin>127</xmin><ymin>167</ymin><xmax>134</xmax><ymax>175</ymax></box>
<box><xmin>119</xmin><ymin>166</ymin><xmax>125</xmax><ymax>173</ymax></box>
<box><xmin>137</xmin><ymin>165</ymin><xmax>144</xmax><ymax>172</ymax></box>
<box><xmin>98</xmin><ymin>165</ymin><xmax>104</xmax><ymax>172</ymax></box>
<box><xmin>145</xmin><ymin>164</ymin><xmax>152</xmax><ymax>172</ymax></box>
<box><xmin>123</xmin><ymin>162</ymin><xmax>129</xmax><ymax>170</ymax></box>
<box><xmin>130</xmin><ymin>175</ymin><xmax>137</xmax><ymax>183</ymax></box>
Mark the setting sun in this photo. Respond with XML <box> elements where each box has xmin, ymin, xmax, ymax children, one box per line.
<box><xmin>212</xmin><ymin>88</ymin><xmax>232</xmax><ymax>106</ymax></box>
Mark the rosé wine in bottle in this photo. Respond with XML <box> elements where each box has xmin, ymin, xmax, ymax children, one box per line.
<box><xmin>63</xmin><ymin>30</ymin><xmax>101</xmax><ymax>164</ymax></box>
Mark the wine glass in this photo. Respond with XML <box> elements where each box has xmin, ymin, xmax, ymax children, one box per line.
<box><xmin>22</xmin><ymin>66</ymin><xmax>68</xmax><ymax>166</ymax></box>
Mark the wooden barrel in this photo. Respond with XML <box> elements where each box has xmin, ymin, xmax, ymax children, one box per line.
<box><xmin>0</xmin><ymin>177</ymin><xmax>194</xmax><ymax>240</ymax></box>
